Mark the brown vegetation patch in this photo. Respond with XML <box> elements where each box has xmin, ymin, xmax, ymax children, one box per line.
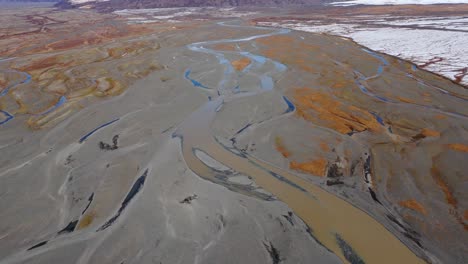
<box><xmin>431</xmin><ymin>165</ymin><xmax>457</xmax><ymax>208</ymax></box>
<box><xmin>421</xmin><ymin>128</ymin><xmax>441</xmax><ymax>138</ymax></box>
<box><xmin>77</xmin><ymin>211</ymin><xmax>96</xmax><ymax>229</ymax></box>
<box><xmin>397</xmin><ymin>96</ymin><xmax>416</xmax><ymax>104</ymax></box>
<box><xmin>290</xmin><ymin>158</ymin><xmax>327</xmax><ymax>177</ymax></box>
<box><xmin>256</xmin><ymin>35</ymin><xmax>324</xmax><ymax>74</ymax></box>
<box><xmin>292</xmin><ymin>88</ymin><xmax>382</xmax><ymax>134</ymax></box>
<box><xmin>18</xmin><ymin>56</ymin><xmax>61</xmax><ymax>72</ymax></box>
<box><xmin>430</xmin><ymin>160</ymin><xmax>466</xmax><ymax>230</ymax></box>
<box><xmin>231</xmin><ymin>57</ymin><xmax>251</xmax><ymax>71</ymax></box>
<box><xmin>275</xmin><ymin>136</ymin><xmax>291</xmax><ymax>158</ymax></box>
<box><xmin>41</xmin><ymin>24</ymin><xmax>153</xmax><ymax>52</ymax></box>
<box><xmin>399</xmin><ymin>199</ymin><xmax>427</xmax><ymax>215</ymax></box>
<box><xmin>320</xmin><ymin>142</ymin><xmax>330</xmax><ymax>152</ymax></box>
<box><xmin>212</xmin><ymin>43</ymin><xmax>236</xmax><ymax>51</ymax></box>
<box><xmin>448</xmin><ymin>143</ymin><xmax>468</xmax><ymax>152</ymax></box>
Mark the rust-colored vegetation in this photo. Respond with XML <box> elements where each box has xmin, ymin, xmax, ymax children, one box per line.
<box><xmin>320</xmin><ymin>142</ymin><xmax>330</xmax><ymax>152</ymax></box>
<box><xmin>212</xmin><ymin>43</ymin><xmax>237</xmax><ymax>51</ymax></box>
<box><xmin>275</xmin><ymin>136</ymin><xmax>291</xmax><ymax>158</ymax></box>
<box><xmin>290</xmin><ymin>158</ymin><xmax>327</xmax><ymax>177</ymax></box>
<box><xmin>397</xmin><ymin>96</ymin><xmax>416</xmax><ymax>104</ymax></box>
<box><xmin>292</xmin><ymin>88</ymin><xmax>382</xmax><ymax>134</ymax></box>
<box><xmin>448</xmin><ymin>143</ymin><xmax>468</xmax><ymax>152</ymax></box>
<box><xmin>431</xmin><ymin>165</ymin><xmax>457</xmax><ymax>208</ymax></box>
<box><xmin>399</xmin><ymin>199</ymin><xmax>428</xmax><ymax>215</ymax></box>
<box><xmin>231</xmin><ymin>57</ymin><xmax>251</xmax><ymax>71</ymax></box>
<box><xmin>434</xmin><ymin>114</ymin><xmax>447</xmax><ymax>120</ymax></box>
<box><xmin>77</xmin><ymin>211</ymin><xmax>96</xmax><ymax>230</ymax></box>
<box><xmin>422</xmin><ymin>128</ymin><xmax>441</xmax><ymax>138</ymax></box>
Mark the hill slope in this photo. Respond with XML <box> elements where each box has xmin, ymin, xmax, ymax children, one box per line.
<box><xmin>56</xmin><ymin>0</ymin><xmax>323</xmax><ymax>9</ymax></box>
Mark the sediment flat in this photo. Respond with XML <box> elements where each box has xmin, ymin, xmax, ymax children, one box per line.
<box><xmin>0</xmin><ymin>6</ymin><xmax>467</xmax><ymax>264</ymax></box>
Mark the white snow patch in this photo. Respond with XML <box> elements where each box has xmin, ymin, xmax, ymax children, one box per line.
<box><xmin>330</xmin><ymin>0</ymin><xmax>468</xmax><ymax>6</ymax></box>
<box><xmin>260</xmin><ymin>17</ymin><xmax>468</xmax><ymax>85</ymax></box>
<box><xmin>70</xmin><ymin>0</ymin><xmax>109</xmax><ymax>4</ymax></box>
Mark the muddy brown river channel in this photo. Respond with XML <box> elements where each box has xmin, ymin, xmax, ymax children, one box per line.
<box><xmin>175</xmin><ymin>21</ymin><xmax>425</xmax><ymax>264</ymax></box>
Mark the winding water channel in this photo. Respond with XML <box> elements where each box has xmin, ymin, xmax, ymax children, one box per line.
<box><xmin>176</xmin><ymin>21</ymin><xmax>425</xmax><ymax>264</ymax></box>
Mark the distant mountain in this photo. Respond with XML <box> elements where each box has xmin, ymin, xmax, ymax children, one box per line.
<box><xmin>56</xmin><ymin>0</ymin><xmax>323</xmax><ymax>10</ymax></box>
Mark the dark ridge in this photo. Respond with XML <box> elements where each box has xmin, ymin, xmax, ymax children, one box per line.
<box><xmin>263</xmin><ymin>241</ymin><xmax>281</xmax><ymax>264</ymax></box>
<box><xmin>350</xmin><ymin>159</ymin><xmax>359</xmax><ymax>176</ymax></box>
<box><xmin>27</xmin><ymin>240</ymin><xmax>48</xmax><ymax>251</ymax></box>
<box><xmin>230</xmin><ymin>137</ymin><xmax>237</xmax><ymax>145</ymax></box>
<box><xmin>327</xmin><ymin>163</ymin><xmax>343</xmax><ymax>178</ymax></box>
<box><xmin>363</xmin><ymin>155</ymin><xmax>371</xmax><ymax>183</ymax></box>
<box><xmin>82</xmin><ymin>193</ymin><xmax>94</xmax><ymax>215</ymax></box>
<box><xmin>335</xmin><ymin>234</ymin><xmax>365</xmax><ymax>264</ymax></box>
<box><xmin>235</xmin><ymin>123</ymin><xmax>251</xmax><ymax>135</ymax></box>
<box><xmin>244</xmin><ymin>156</ymin><xmax>308</xmax><ymax>193</ymax></box>
<box><xmin>386</xmin><ymin>214</ymin><xmax>406</xmax><ymax>230</ymax></box>
<box><xmin>161</xmin><ymin>125</ymin><xmax>174</xmax><ymax>134</ymax></box>
<box><xmin>368</xmin><ymin>187</ymin><xmax>382</xmax><ymax>205</ymax></box>
<box><xmin>180</xmin><ymin>194</ymin><xmax>198</xmax><ymax>204</ymax></box>
<box><xmin>404</xmin><ymin>231</ymin><xmax>423</xmax><ymax>248</ymax></box>
<box><xmin>282</xmin><ymin>211</ymin><xmax>294</xmax><ymax>226</ymax></box>
<box><xmin>411</xmin><ymin>132</ymin><xmax>427</xmax><ymax>141</ymax></box>
<box><xmin>213</xmin><ymin>174</ymin><xmax>276</xmax><ymax>201</ymax></box>
<box><xmin>79</xmin><ymin>118</ymin><xmax>119</xmax><ymax>143</ymax></box>
<box><xmin>99</xmin><ymin>135</ymin><xmax>119</xmax><ymax>151</ymax></box>
<box><xmin>386</xmin><ymin>214</ymin><xmax>423</xmax><ymax>248</ymax></box>
<box><xmin>58</xmin><ymin>220</ymin><xmax>78</xmax><ymax>235</ymax></box>
<box><xmin>98</xmin><ymin>169</ymin><xmax>148</xmax><ymax>231</ymax></box>
<box><xmin>64</xmin><ymin>155</ymin><xmax>74</xmax><ymax>166</ymax></box>
<box><xmin>305</xmin><ymin>226</ymin><xmax>332</xmax><ymax>252</ymax></box>
<box><xmin>269</xmin><ymin>171</ymin><xmax>307</xmax><ymax>192</ymax></box>
<box><xmin>326</xmin><ymin>179</ymin><xmax>344</xmax><ymax>186</ymax></box>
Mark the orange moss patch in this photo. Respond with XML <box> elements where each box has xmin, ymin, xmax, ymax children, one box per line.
<box><xmin>320</xmin><ymin>142</ymin><xmax>330</xmax><ymax>152</ymax></box>
<box><xmin>434</xmin><ymin>114</ymin><xmax>447</xmax><ymax>120</ymax></box>
<box><xmin>421</xmin><ymin>128</ymin><xmax>440</xmax><ymax>138</ymax></box>
<box><xmin>275</xmin><ymin>136</ymin><xmax>291</xmax><ymax>158</ymax></box>
<box><xmin>213</xmin><ymin>43</ymin><xmax>237</xmax><ymax>51</ymax></box>
<box><xmin>257</xmin><ymin>35</ymin><xmax>322</xmax><ymax>74</ymax></box>
<box><xmin>231</xmin><ymin>57</ymin><xmax>251</xmax><ymax>71</ymax></box>
<box><xmin>290</xmin><ymin>158</ymin><xmax>327</xmax><ymax>177</ymax></box>
<box><xmin>77</xmin><ymin>211</ymin><xmax>96</xmax><ymax>229</ymax></box>
<box><xmin>448</xmin><ymin>143</ymin><xmax>468</xmax><ymax>152</ymax></box>
<box><xmin>399</xmin><ymin>199</ymin><xmax>427</xmax><ymax>215</ymax></box>
<box><xmin>430</xmin><ymin>161</ymin><xmax>467</xmax><ymax>230</ymax></box>
<box><xmin>19</xmin><ymin>56</ymin><xmax>59</xmax><ymax>72</ymax></box>
<box><xmin>292</xmin><ymin>88</ymin><xmax>382</xmax><ymax>134</ymax></box>
<box><xmin>431</xmin><ymin>165</ymin><xmax>457</xmax><ymax>208</ymax></box>
<box><xmin>397</xmin><ymin>96</ymin><xmax>416</xmax><ymax>103</ymax></box>
<box><xmin>41</xmin><ymin>24</ymin><xmax>153</xmax><ymax>52</ymax></box>
<box><xmin>332</xmin><ymin>80</ymin><xmax>347</xmax><ymax>89</ymax></box>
